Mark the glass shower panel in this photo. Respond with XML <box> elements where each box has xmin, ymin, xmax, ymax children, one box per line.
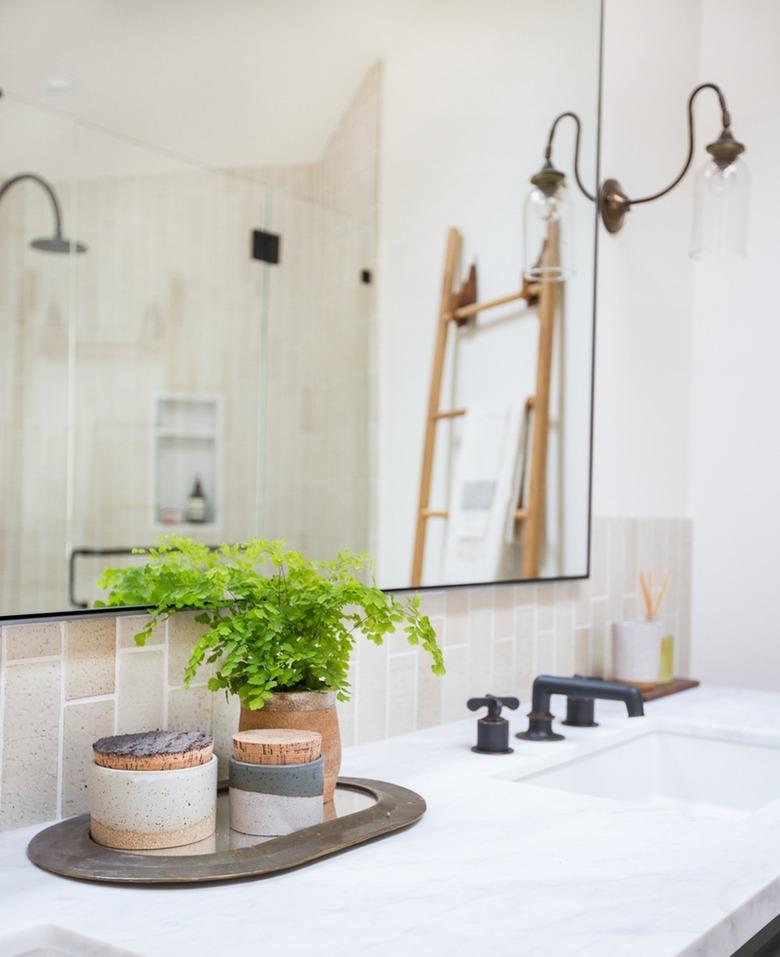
<box><xmin>0</xmin><ymin>94</ymin><xmax>78</xmax><ymax>613</ymax></box>
<box><xmin>0</xmin><ymin>91</ymin><xmax>272</xmax><ymax>613</ymax></box>
<box><xmin>68</xmin><ymin>121</ymin><xmax>271</xmax><ymax>609</ymax></box>
<box><xmin>261</xmin><ymin>184</ymin><xmax>374</xmax><ymax>563</ymax></box>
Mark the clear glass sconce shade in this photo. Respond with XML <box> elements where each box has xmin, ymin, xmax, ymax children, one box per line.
<box><xmin>690</xmin><ymin>156</ymin><xmax>750</xmax><ymax>261</ymax></box>
<box><xmin>523</xmin><ymin>182</ymin><xmax>574</xmax><ymax>282</ymax></box>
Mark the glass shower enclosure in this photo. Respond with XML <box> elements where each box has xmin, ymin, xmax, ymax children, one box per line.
<box><xmin>0</xmin><ymin>92</ymin><xmax>373</xmax><ymax>616</ymax></box>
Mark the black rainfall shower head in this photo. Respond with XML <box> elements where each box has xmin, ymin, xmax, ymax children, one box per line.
<box><xmin>0</xmin><ymin>172</ymin><xmax>88</xmax><ymax>255</ymax></box>
<box><xmin>30</xmin><ymin>234</ymin><xmax>88</xmax><ymax>254</ymax></box>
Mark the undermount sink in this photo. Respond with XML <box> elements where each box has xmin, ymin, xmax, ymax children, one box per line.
<box><xmin>0</xmin><ymin>925</ymin><xmax>141</xmax><ymax>957</ymax></box>
<box><xmin>513</xmin><ymin>730</ymin><xmax>780</xmax><ymax>818</ymax></box>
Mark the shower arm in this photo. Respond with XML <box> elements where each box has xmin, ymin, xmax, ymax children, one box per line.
<box><xmin>0</xmin><ymin>172</ymin><xmax>64</xmax><ymax>238</ymax></box>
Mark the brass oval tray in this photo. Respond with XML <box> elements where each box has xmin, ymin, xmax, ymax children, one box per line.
<box><xmin>27</xmin><ymin>777</ymin><xmax>425</xmax><ymax>884</ymax></box>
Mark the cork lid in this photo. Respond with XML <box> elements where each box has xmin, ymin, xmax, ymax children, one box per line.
<box><xmin>93</xmin><ymin>730</ymin><xmax>214</xmax><ymax>771</ymax></box>
<box><xmin>232</xmin><ymin>729</ymin><xmax>322</xmax><ymax>766</ymax></box>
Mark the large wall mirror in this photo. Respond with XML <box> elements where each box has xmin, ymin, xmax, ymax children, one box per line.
<box><xmin>0</xmin><ymin>0</ymin><xmax>601</xmax><ymax>617</ymax></box>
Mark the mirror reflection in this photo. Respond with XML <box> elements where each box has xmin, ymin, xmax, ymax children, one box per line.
<box><xmin>0</xmin><ymin>0</ymin><xmax>601</xmax><ymax>616</ymax></box>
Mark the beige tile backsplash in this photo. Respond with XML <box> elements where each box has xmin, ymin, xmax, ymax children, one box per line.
<box><xmin>61</xmin><ymin>699</ymin><xmax>114</xmax><ymax>817</ymax></box>
<box><xmin>4</xmin><ymin>622</ymin><xmax>61</xmax><ymax>661</ymax></box>
<box><xmin>0</xmin><ymin>659</ymin><xmax>61</xmax><ymax>829</ymax></box>
<box><xmin>64</xmin><ymin>618</ymin><xmax>115</xmax><ymax>700</ymax></box>
<box><xmin>0</xmin><ymin>516</ymin><xmax>691</xmax><ymax>831</ymax></box>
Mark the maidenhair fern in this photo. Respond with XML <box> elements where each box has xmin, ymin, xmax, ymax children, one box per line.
<box><xmin>97</xmin><ymin>537</ymin><xmax>444</xmax><ymax>710</ymax></box>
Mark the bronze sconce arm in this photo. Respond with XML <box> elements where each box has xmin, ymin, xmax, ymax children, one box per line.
<box><xmin>537</xmin><ymin>82</ymin><xmax>746</xmax><ymax>234</ymax></box>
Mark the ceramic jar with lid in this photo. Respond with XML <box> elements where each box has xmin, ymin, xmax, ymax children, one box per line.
<box><xmin>229</xmin><ymin>729</ymin><xmax>324</xmax><ymax>836</ymax></box>
<box><xmin>89</xmin><ymin>730</ymin><xmax>218</xmax><ymax>850</ymax></box>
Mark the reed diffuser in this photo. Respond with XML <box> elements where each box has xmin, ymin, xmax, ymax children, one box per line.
<box><xmin>612</xmin><ymin>571</ymin><xmax>672</xmax><ymax>688</ymax></box>
<box><xmin>639</xmin><ymin>571</ymin><xmax>671</xmax><ymax>622</ymax></box>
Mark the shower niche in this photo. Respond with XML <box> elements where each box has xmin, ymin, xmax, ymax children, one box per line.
<box><xmin>153</xmin><ymin>395</ymin><xmax>221</xmax><ymax>530</ymax></box>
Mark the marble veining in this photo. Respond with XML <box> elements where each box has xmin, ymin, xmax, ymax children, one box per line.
<box><xmin>0</xmin><ymin>686</ymin><xmax>775</xmax><ymax>956</ymax></box>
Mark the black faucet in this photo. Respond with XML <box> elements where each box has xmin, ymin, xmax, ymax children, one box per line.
<box><xmin>516</xmin><ymin>675</ymin><xmax>645</xmax><ymax>742</ymax></box>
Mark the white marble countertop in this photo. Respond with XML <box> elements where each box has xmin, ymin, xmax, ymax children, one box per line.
<box><xmin>2</xmin><ymin>685</ymin><xmax>780</xmax><ymax>957</ymax></box>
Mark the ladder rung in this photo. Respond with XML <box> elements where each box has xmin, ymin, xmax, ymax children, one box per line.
<box><xmin>433</xmin><ymin>408</ymin><xmax>466</xmax><ymax>421</ymax></box>
<box><xmin>447</xmin><ymin>286</ymin><xmax>540</xmax><ymax>322</ymax></box>
<box><xmin>422</xmin><ymin>507</ymin><xmax>526</xmax><ymax>521</ymax></box>
<box><xmin>526</xmin><ymin>397</ymin><xmax>535</xmax><ymax>410</ymax></box>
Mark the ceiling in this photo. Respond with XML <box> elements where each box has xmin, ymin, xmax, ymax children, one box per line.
<box><xmin>0</xmin><ymin>0</ymin><xmax>438</xmax><ymax>172</ymax></box>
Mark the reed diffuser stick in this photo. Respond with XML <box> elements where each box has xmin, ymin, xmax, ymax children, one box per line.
<box><xmin>639</xmin><ymin>571</ymin><xmax>653</xmax><ymax>619</ymax></box>
<box><xmin>654</xmin><ymin>573</ymin><xmax>671</xmax><ymax>620</ymax></box>
<box><xmin>639</xmin><ymin>570</ymin><xmax>672</xmax><ymax>621</ymax></box>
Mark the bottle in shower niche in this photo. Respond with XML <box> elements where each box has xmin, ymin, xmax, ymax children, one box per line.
<box><xmin>186</xmin><ymin>476</ymin><xmax>208</xmax><ymax>523</ymax></box>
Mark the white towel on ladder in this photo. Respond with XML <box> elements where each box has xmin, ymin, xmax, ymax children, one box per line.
<box><xmin>444</xmin><ymin>397</ymin><xmax>526</xmax><ymax>582</ymax></box>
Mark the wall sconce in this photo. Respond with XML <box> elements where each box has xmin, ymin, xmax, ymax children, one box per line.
<box><xmin>523</xmin><ymin>82</ymin><xmax>748</xmax><ymax>277</ymax></box>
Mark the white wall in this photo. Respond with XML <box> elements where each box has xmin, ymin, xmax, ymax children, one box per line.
<box><xmin>689</xmin><ymin>0</ymin><xmax>780</xmax><ymax>689</ymax></box>
<box><xmin>599</xmin><ymin>0</ymin><xmax>780</xmax><ymax>690</ymax></box>
<box><xmin>376</xmin><ymin>0</ymin><xmax>601</xmax><ymax>588</ymax></box>
<box><xmin>594</xmin><ymin>0</ymin><xmax>701</xmax><ymax>519</ymax></box>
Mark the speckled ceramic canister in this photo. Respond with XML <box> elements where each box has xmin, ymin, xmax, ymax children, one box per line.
<box><xmin>239</xmin><ymin>690</ymin><xmax>341</xmax><ymax>802</ymax></box>
<box><xmin>612</xmin><ymin>619</ymin><xmax>664</xmax><ymax>688</ymax></box>
<box><xmin>229</xmin><ymin>755</ymin><xmax>324</xmax><ymax>836</ymax></box>
<box><xmin>89</xmin><ymin>755</ymin><xmax>218</xmax><ymax>850</ymax></box>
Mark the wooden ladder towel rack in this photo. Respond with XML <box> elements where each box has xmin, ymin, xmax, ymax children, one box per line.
<box><xmin>410</xmin><ymin>225</ymin><xmax>558</xmax><ymax>587</ymax></box>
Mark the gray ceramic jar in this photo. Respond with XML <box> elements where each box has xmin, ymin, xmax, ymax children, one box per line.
<box><xmin>229</xmin><ymin>754</ymin><xmax>324</xmax><ymax>836</ymax></box>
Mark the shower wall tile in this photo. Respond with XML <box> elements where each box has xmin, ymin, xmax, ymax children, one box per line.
<box><xmin>260</xmin><ymin>61</ymin><xmax>379</xmax><ymax>565</ymax></box>
<box><xmin>0</xmin><ymin>515</ymin><xmax>692</xmax><ymax>832</ymax></box>
<box><xmin>64</xmin><ymin>618</ymin><xmax>116</xmax><ymax>699</ymax></box>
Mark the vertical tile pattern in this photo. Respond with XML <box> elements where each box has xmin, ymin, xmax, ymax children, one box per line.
<box><xmin>168</xmin><ymin>686</ymin><xmax>212</xmax><ymax>734</ymax></box>
<box><xmin>260</xmin><ymin>62</ymin><xmax>380</xmax><ymax>563</ymax></box>
<box><xmin>117</xmin><ymin>614</ymin><xmax>158</xmax><ymax>649</ymax></box>
<box><xmin>212</xmin><ymin>690</ymin><xmax>241</xmax><ymax>777</ymax></box>
<box><xmin>387</xmin><ymin>654</ymin><xmax>417</xmax><ymax>737</ymax></box>
<box><xmin>168</xmin><ymin>612</ymin><xmax>208</xmax><ymax>686</ymax></box>
<box><xmin>62</xmin><ymin>699</ymin><xmax>114</xmax><ymax>816</ymax></box>
<box><xmin>3</xmin><ymin>622</ymin><xmax>61</xmax><ymax>660</ymax></box>
<box><xmin>115</xmin><ymin>650</ymin><xmax>165</xmax><ymax>734</ymax></box>
<box><xmin>0</xmin><ymin>660</ymin><xmax>61</xmax><ymax>828</ymax></box>
<box><xmin>64</xmin><ymin>618</ymin><xmax>116</xmax><ymax>699</ymax></box>
<box><xmin>355</xmin><ymin>637</ymin><xmax>388</xmax><ymax>745</ymax></box>
<box><xmin>0</xmin><ymin>515</ymin><xmax>692</xmax><ymax>832</ymax></box>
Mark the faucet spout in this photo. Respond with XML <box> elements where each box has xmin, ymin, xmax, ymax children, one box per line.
<box><xmin>517</xmin><ymin>674</ymin><xmax>645</xmax><ymax>742</ymax></box>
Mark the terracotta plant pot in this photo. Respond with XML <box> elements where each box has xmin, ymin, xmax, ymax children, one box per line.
<box><xmin>239</xmin><ymin>691</ymin><xmax>341</xmax><ymax>802</ymax></box>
